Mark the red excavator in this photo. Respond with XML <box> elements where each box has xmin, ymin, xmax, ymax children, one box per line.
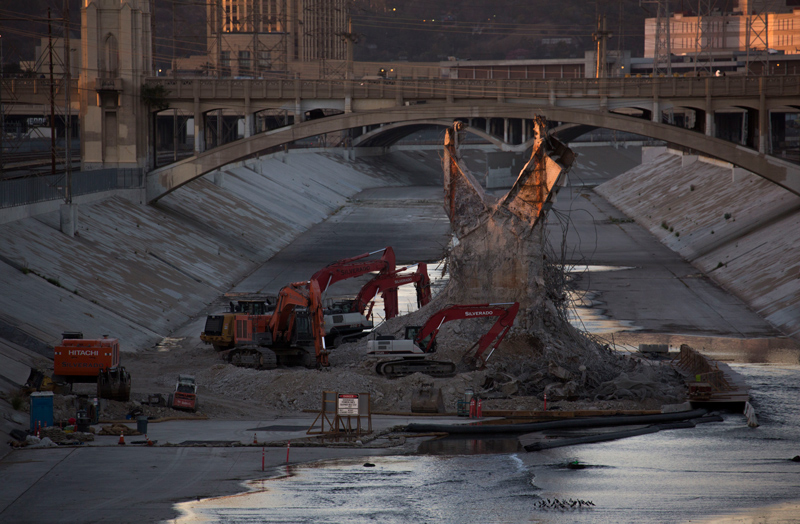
<box><xmin>353</xmin><ymin>263</ymin><xmax>432</xmax><ymax>319</ymax></box>
<box><xmin>201</xmin><ymin>248</ymin><xmax>397</xmax><ymax>352</ymax></box>
<box><xmin>225</xmin><ymin>280</ymin><xmax>328</xmax><ymax>369</ymax></box>
<box><xmin>311</xmin><ymin>247</ymin><xmax>396</xmax><ymax>294</ymax></box>
<box><xmin>325</xmin><ymin>263</ymin><xmax>431</xmax><ymax>333</ymax></box>
<box><xmin>366</xmin><ymin>302</ymin><xmax>520</xmax><ymax>378</ymax></box>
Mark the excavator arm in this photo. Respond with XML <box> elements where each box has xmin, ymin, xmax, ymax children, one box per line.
<box><xmin>310</xmin><ymin>247</ymin><xmax>396</xmax><ymax>294</ymax></box>
<box><xmin>269</xmin><ymin>280</ymin><xmax>329</xmax><ymax>366</ymax></box>
<box><xmin>352</xmin><ymin>263</ymin><xmax>432</xmax><ymax>319</ymax></box>
<box><xmin>414</xmin><ymin>302</ymin><xmax>519</xmax><ymax>367</ymax></box>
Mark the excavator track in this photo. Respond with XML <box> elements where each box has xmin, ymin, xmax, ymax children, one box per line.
<box><xmin>225</xmin><ymin>347</ymin><xmax>278</xmax><ymax>370</ymax></box>
<box><xmin>376</xmin><ymin>359</ymin><xmax>457</xmax><ymax>379</ymax></box>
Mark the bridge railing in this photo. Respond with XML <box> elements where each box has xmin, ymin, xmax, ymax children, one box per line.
<box><xmin>0</xmin><ymin>168</ymin><xmax>142</xmax><ymax>209</ymax></box>
<box><xmin>5</xmin><ymin>75</ymin><xmax>798</xmax><ymax>103</ymax></box>
<box><xmin>144</xmin><ymin>75</ymin><xmax>800</xmax><ymax>102</ymax></box>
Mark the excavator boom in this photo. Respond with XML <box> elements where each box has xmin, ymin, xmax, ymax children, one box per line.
<box><xmin>310</xmin><ymin>247</ymin><xmax>396</xmax><ymax>294</ymax></box>
<box><xmin>367</xmin><ymin>302</ymin><xmax>519</xmax><ymax>378</ymax></box>
<box><xmin>268</xmin><ymin>280</ymin><xmax>329</xmax><ymax>367</ymax></box>
<box><xmin>352</xmin><ymin>263</ymin><xmax>432</xmax><ymax>319</ymax></box>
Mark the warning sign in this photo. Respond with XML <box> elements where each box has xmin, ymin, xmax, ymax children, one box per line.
<box><xmin>337</xmin><ymin>394</ymin><xmax>359</xmax><ymax>416</ymax></box>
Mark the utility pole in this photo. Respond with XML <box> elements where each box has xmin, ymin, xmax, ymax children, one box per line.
<box><xmin>150</xmin><ymin>0</ymin><xmax>156</xmax><ymax>72</ymax></box>
<box><xmin>216</xmin><ymin>0</ymin><xmax>223</xmax><ymax>77</ymax></box>
<box><xmin>63</xmin><ymin>0</ymin><xmax>71</xmax><ymax>203</ymax></box>
<box><xmin>252</xmin><ymin>0</ymin><xmax>260</xmax><ymax>77</ymax></box>
<box><xmin>48</xmin><ymin>9</ymin><xmax>56</xmax><ymax>176</ymax></box>
<box><xmin>593</xmin><ymin>14</ymin><xmax>612</xmax><ymax>78</ymax></box>
<box><xmin>0</xmin><ymin>31</ymin><xmax>4</xmax><ymax>178</ymax></box>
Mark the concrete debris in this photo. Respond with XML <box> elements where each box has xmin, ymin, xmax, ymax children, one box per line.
<box><xmin>24</xmin><ymin>436</ymin><xmax>57</xmax><ymax>448</ymax></box>
<box><xmin>98</xmin><ymin>424</ymin><xmax>140</xmax><ymax>436</ymax></box>
<box><xmin>40</xmin><ymin>426</ymin><xmax>95</xmax><ymax>443</ymax></box>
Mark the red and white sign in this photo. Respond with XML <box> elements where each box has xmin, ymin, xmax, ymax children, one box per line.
<box><xmin>337</xmin><ymin>394</ymin><xmax>359</xmax><ymax>416</ymax></box>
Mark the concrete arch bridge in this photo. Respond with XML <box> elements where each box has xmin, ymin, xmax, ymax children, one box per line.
<box><xmin>146</xmin><ymin>76</ymin><xmax>800</xmax><ymax>202</ymax></box>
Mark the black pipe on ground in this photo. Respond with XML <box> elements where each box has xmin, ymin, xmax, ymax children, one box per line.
<box><xmin>405</xmin><ymin>409</ymin><xmax>709</xmax><ymax>435</ymax></box>
<box><xmin>523</xmin><ymin>415</ymin><xmax>723</xmax><ymax>451</ymax></box>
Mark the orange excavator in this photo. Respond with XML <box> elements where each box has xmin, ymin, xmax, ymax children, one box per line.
<box><xmin>224</xmin><ymin>280</ymin><xmax>328</xmax><ymax>369</ymax></box>
<box><xmin>366</xmin><ymin>302</ymin><xmax>520</xmax><ymax>378</ymax></box>
<box><xmin>201</xmin><ymin>248</ymin><xmax>397</xmax><ymax>352</ymax></box>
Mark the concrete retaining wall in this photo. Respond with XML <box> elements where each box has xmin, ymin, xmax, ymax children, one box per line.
<box><xmin>0</xmin><ymin>152</ymin><xmax>401</xmax><ymax>354</ymax></box>
<box><xmin>596</xmin><ymin>148</ymin><xmax>800</xmax><ymax>339</ymax></box>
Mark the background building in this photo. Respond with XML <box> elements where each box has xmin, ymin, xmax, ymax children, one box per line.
<box><xmin>200</xmin><ymin>0</ymin><xmax>347</xmax><ymax>78</ymax></box>
<box><xmin>645</xmin><ymin>1</ymin><xmax>800</xmax><ymax>63</ymax></box>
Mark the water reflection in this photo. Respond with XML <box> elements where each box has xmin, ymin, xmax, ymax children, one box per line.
<box><xmin>173</xmin><ymin>454</ymin><xmax>543</xmax><ymax>524</ymax></box>
<box><xmin>417</xmin><ymin>434</ymin><xmax>522</xmax><ymax>455</ymax></box>
<box><xmin>567</xmin><ymin>290</ymin><xmax>642</xmax><ymax>334</ymax></box>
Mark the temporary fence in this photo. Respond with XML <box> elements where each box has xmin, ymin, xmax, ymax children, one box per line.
<box><xmin>0</xmin><ymin>168</ymin><xmax>143</xmax><ymax>208</ymax></box>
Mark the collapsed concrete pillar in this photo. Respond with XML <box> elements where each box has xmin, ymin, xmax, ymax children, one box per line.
<box><xmin>442</xmin><ymin>118</ymin><xmax>575</xmax><ymax>328</ymax></box>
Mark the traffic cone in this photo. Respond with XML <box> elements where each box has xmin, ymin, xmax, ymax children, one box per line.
<box><xmin>146</xmin><ymin>434</ymin><xmax>154</xmax><ymax>447</ymax></box>
<box><xmin>253</xmin><ymin>433</ymin><xmax>258</xmax><ymax>445</ymax></box>
<box><xmin>118</xmin><ymin>432</ymin><xmax>126</xmax><ymax>445</ymax></box>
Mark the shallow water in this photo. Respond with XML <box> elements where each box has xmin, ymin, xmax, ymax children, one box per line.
<box><xmin>174</xmin><ymin>361</ymin><xmax>800</xmax><ymax>524</ymax></box>
<box><xmin>174</xmin><ymin>265</ymin><xmax>800</xmax><ymax>523</ymax></box>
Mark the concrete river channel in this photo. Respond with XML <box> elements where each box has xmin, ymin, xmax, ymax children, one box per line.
<box><xmin>3</xmin><ymin>145</ymin><xmax>799</xmax><ymax>524</ymax></box>
<box><xmin>171</xmin><ymin>152</ymin><xmax>800</xmax><ymax>524</ymax></box>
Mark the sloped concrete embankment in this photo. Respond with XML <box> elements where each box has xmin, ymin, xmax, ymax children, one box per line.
<box><xmin>0</xmin><ymin>152</ymin><xmax>404</xmax><ymax>355</ymax></box>
<box><xmin>596</xmin><ymin>147</ymin><xmax>800</xmax><ymax>339</ymax></box>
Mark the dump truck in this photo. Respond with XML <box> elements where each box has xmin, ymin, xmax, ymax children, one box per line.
<box><xmin>200</xmin><ymin>299</ymin><xmax>273</xmax><ymax>352</ymax></box>
<box><xmin>53</xmin><ymin>332</ymin><xmax>131</xmax><ymax>401</ymax></box>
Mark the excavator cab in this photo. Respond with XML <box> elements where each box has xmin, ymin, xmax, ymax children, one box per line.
<box><xmin>405</xmin><ymin>326</ymin><xmax>436</xmax><ymax>353</ymax></box>
<box><xmin>292</xmin><ymin>309</ymin><xmax>314</xmax><ymax>346</ymax></box>
<box><xmin>233</xmin><ymin>300</ymin><xmax>272</xmax><ymax>315</ymax></box>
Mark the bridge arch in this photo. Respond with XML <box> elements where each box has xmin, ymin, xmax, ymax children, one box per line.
<box><xmin>351</xmin><ymin>120</ymin><xmax>516</xmax><ymax>150</ymax></box>
<box><xmin>146</xmin><ymin>101</ymin><xmax>800</xmax><ymax>203</ymax></box>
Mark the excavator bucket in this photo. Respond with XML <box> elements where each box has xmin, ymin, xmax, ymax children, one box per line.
<box><xmin>411</xmin><ymin>384</ymin><xmax>446</xmax><ymax>414</ymax></box>
<box><xmin>97</xmin><ymin>366</ymin><xmax>131</xmax><ymax>401</ymax></box>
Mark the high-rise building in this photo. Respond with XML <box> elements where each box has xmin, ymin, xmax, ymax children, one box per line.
<box><xmin>204</xmin><ymin>0</ymin><xmax>346</xmax><ymax>77</ymax></box>
<box><xmin>645</xmin><ymin>1</ymin><xmax>800</xmax><ymax>64</ymax></box>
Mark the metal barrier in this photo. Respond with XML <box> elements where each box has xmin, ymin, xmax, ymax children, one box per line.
<box><xmin>673</xmin><ymin>344</ymin><xmax>733</xmax><ymax>392</ymax></box>
<box><xmin>0</xmin><ymin>168</ymin><xmax>143</xmax><ymax>208</ymax></box>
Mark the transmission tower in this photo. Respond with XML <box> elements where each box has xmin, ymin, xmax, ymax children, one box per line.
<box><xmin>693</xmin><ymin>0</ymin><xmax>717</xmax><ymax>74</ymax></box>
<box><xmin>641</xmin><ymin>0</ymin><xmax>672</xmax><ymax>75</ymax></box>
<box><xmin>745</xmin><ymin>0</ymin><xmax>780</xmax><ymax>75</ymax></box>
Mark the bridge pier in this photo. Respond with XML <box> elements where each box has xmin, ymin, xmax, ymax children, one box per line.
<box><xmin>244</xmin><ymin>82</ymin><xmax>253</xmax><ymax>139</ymax></box>
<box><xmin>759</xmin><ymin>79</ymin><xmax>768</xmax><ymax>154</ymax></box>
<box><xmin>60</xmin><ymin>204</ymin><xmax>78</xmax><ymax>237</ymax></box>
<box><xmin>194</xmin><ymin>100</ymin><xmax>205</xmax><ymax>153</ymax></box>
<box><xmin>705</xmin><ymin>79</ymin><xmax>714</xmax><ymax>137</ymax></box>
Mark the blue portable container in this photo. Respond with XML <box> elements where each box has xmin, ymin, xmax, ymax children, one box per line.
<box><xmin>30</xmin><ymin>391</ymin><xmax>54</xmax><ymax>432</ymax></box>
